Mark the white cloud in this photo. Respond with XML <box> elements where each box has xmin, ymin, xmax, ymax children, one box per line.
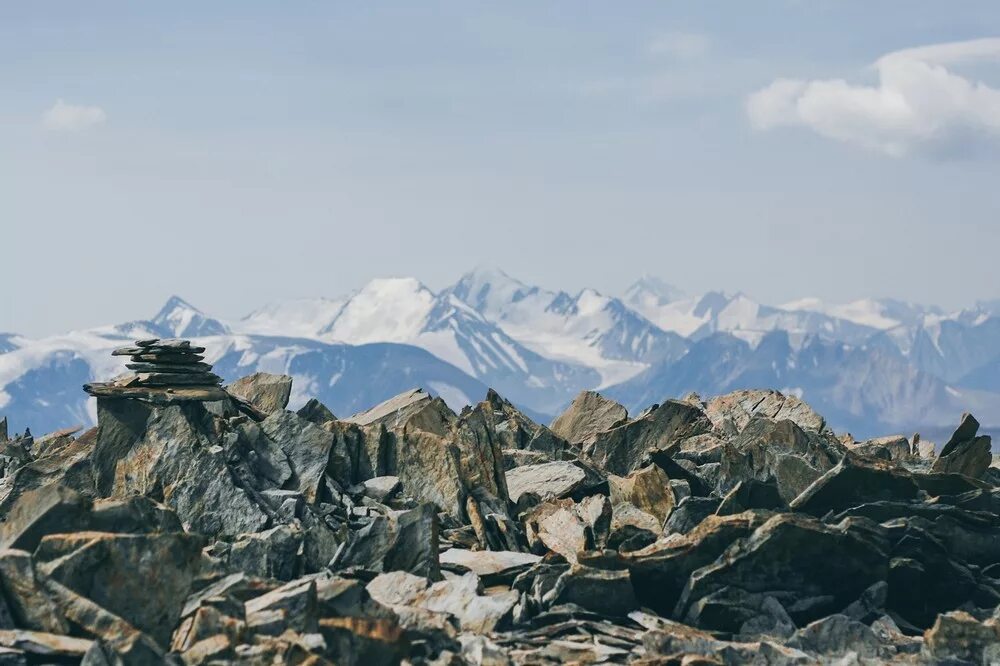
<box><xmin>41</xmin><ymin>99</ymin><xmax>107</xmax><ymax>132</ymax></box>
<box><xmin>747</xmin><ymin>38</ymin><xmax>1000</xmax><ymax>158</ymax></box>
<box><xmin>647</xmin><ymin>32</ymin><xmax>710</xmax><ymax>60</ymax></box>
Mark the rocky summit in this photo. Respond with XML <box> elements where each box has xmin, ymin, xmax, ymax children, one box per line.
<box><xmin>0</xmin><ymin>348</ymin><xmax>996</xmax><ymax>664</ymax></box>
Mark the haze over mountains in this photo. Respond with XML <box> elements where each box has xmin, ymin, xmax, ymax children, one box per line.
<box><xmin>2</xmin><ymin>267</ymin><xmax>999</xmax><ymax>438</ymax></box>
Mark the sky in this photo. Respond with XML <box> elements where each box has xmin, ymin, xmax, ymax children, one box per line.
<box><xmin>3</xmin><ymin>1</ymin><xmax>1000</xmax><ymax>337</ymax></box>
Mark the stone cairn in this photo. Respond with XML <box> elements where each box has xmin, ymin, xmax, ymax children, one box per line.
<box><xmin>84</xmin><ymin>338</ymin><xmax>226</xmax><ymax>402</ymax></box>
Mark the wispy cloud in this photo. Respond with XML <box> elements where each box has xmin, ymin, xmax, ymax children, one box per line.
<box><xmin>746</xmin><ymin>38</ymin><xmax>1000</xmax><ymax>158</ymax></box>
<box><xmin>41</xmin><ymin>99</ymin><xmax>107</xmax><ymax>132</ymax></box>
<box><xmin>646</xmin><ymin>31</ymin><xmax>711</xmax><ymax>60</ymax></box>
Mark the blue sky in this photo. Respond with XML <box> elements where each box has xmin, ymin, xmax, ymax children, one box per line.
<box><xmin>3</xmin><ymin>2</ymin><xmax>1000</xmax><ymax>335</ymax></box>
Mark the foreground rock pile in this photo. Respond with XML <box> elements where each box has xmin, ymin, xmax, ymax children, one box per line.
<box><xmin>0</xmin><ymin>347</ymin><xmax>998</xmax><ymax>663</ymax></box>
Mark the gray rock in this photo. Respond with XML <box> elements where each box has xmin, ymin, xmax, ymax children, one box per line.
<box><xmin>931</xmin><ymin>413</ymin><xmax>992</xmax><ymax>478</ymax></box>
<box><xmin>0</xmin><ymin>549</ymin><xmax>68</xmax><ymax>634</ymax></box>
<box><xmin>550</xmin><ymin>391</ymin><xmax>628</xmax><ymax>444</ymax></box>
<box><xmin>344</xmin><ymin>388</ymin><xmax>432</xmax><ymax>429</ymax></box>
<box><xmin>297</xmin><ymin>398</ymin><xmax>337</xmax><ymax>425</ymax></box>
<box><xmin>35</xmin><ymin>531</ymin><xmax>204</xmax><ymax>648</ymax></box>
<box><xmin>505</xmin><ymin>461</ymin><xmax>586</xmax><ymax>504</ymax></box>
<box><xmin>245</xmin><ymin>577</ymin><xmax>318</xmax><ymax>635</ymax></box>
<box><xmin>337</xmin><ymin>503</ymin><xmax>440</xmax><ymax>580</ymax></box>
<box><xmin>0</xmin><ymin>485</ymin><xmax>91</xmax><ymax>552</ymax></box>
<box><xmin>362</xmin><ymin>476</ymin><xmax>401</xmax><ymax>502</ymax></box>
<box><xmin>705</xmin><ymin>389</ymin><xmax>828</xmax><ymax>434</ymax></box>
<box><xmin>548</xmin><ymin>564</ymin><xmax>637</xmax><ymax>617</ymax></box>
<box><xmin>93</xmin><ymin>399</ymin><xmax>270</xmax><ymax>537</ymax></box>
<box><xmin>787</xmin><ymin>614</ymin><xmax>881</xmax><ymax>657</ymax></box>
<box><xmin>225</xmin><ymin>524</ymin><xmax>303</xmax><ymax>581</ymax></box>
<box><xmin>261</xmin><ymin>410</ymin><xmax>347</xmax><ymax>499</ymax></box>
<box><xmin>675</xmin><ymin>513</ymin><xmax>888</xmax><ymax>632</ymax></box>
<box><xmin>789</xmin><ymin>454</ymin><xmax>920</xmax><ymax>516</ymax></box>
<box><xmin>226</xmin><ymin>372</ymin><xmax>293</xmax><ymax>415</ymax></box>
<box><xmin>582</xmin><ymin>400</ymin><xmax>713</xmax><ymax>476</ymax></box>
<box><xmin>719</xmin><ymin>417</ymin><xmax>843</xmax><ymax>503</ymax></box>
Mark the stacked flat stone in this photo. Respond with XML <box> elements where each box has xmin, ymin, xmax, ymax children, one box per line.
<box><xmin>110</xmin><ymin>338</ymin><xmax>222</xmax><ymax>388</ymax></box>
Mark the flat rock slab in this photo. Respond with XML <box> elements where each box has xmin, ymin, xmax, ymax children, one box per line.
<box><xmin>506</xmin><ymin>461</ymin><xmax>587</xmax><ymax>503</ymax></box>
<box><xmin>82</xmin><ymin>383</ymin><xmax>228</xmax><ymax>403</ymax></box>
<box><xmin>134</xmin><ymin>372</ymin><xmax>222</xmax><ymax>386</ymax></box>
<box><xmin>344</xmin><ymin>388</ymin><xmax>431</xmax><ymax>428</ymax></box>
<box><xmin>439</xmin><ymin>549</ymin><xmax>541</xmax><ymax>578</ymax></box>
<box><xmin>0</xmin><ymin>630</ymin><xmax>92</xmax><ymax>659</ymax></box>
<box><xmin>125</xmin><ymin>362</ymin><xmax>213</xmax><ymax>373</ymax></box>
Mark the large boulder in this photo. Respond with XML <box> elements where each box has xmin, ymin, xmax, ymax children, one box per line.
<box><xmin>225</xmin><ymin>372</ymin><xmax>293</xmax><ymax>415</ymax></box>
<box><xmin>675</xmin><ymin>514</ymin><xmax>889</xmax><ymax>631</ymax></box>
<box><xmin>34</xmin><ymin>531</ymin><xmax>205</xmax><ymax>648</ymax></box>
<box><xmin>718</xmin><ymin>417</ymin><xmax>844</xmax><ymax>503</ymax></box>
<box><xmin>704</xmin><ymin>389</ymin><xmax>827</xmax><ymax>435</ymax></box>
<box><xmin>623</xmin><ymin>511</ymin><xmax>772</xmax><ymax>616</ymax></box>
<box><xmin>92</xmin><ymin>399</ymin><xmax>271</xmax><ymax>537</ymax></box>
<box><xmin>789</xmin><ymin>454</ymin><xmax>920</xmax><ymax>516</ymax></box>
<box><xmin>337</xmin><ymin>503</ymin><xmax>440</xmax><ymax>580</ymax></box>
<box><xmin>260</xmin><ymin>410</ymin><xmax>349</xmax><ymax>499</ymax></box>
<box><xmin>582</xmin><ymin>400</ymin><xmax>713</xmax><ymax>476</ymax></box>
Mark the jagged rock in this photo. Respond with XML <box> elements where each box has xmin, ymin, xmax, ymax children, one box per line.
<box><xmin>261</xmin><ymin>410</ymin><xmax>348</xmax><ymax>498</ymax></box>
<box><xmin>469</xmin><ymin>390</ymin><xmax>575</xmax><ymax>462</ymax></box>
<box><xmin>524</xmin><ymin>496</ymin><xmax>611</xmax><ymax>563</ymax></box>
<box><xmin>931</xmin><ymin>413</ymin><xmax>993</xmax><ymax>479</ymax></box>
<box><xmin>0</xmin><ymin>484</ymin><xmax>91</xmax><ymax>551</ymax></box>
<box><xmin>608</xmin><ymin>464</ymin><xmax>675</xmax><ymax>526</ymax></box>
<box><xmin>34</xmin><ymin>531</ymin><xmax>204</xmax><ymax>648</ymax></box>
<box><xmin>550</xmin><ymin>391</ymin><xmax>628</xmax><ymax>444</ymax></box>
<box><xmin>715</xmin><ymin>479</ymin><xmax>784</xmax><ymax>516</ymax></box>
<box><xmin>582</xmin><ymin>400</ymin><xmax>713</xmax><ymax>476</ymax></box>
<box><xmin>297</xmin><ymin>398</ymin><xmax>337</xmax><ymax>425</ymax></box>
<box><xmin>225</xmin><ymin>372</ymin><xmax>293</xmax><ymax>415</ymax></box>
<box><xmin>223</xmin><ymin>524</ymin><xmax>303</xmax><ymax>581</ymax></box>
<box><xmin>789</xmin><ymin>454</ymin><xmax>919</xmax><ymax>516</ymax></box>
<box><xmin>786</xmin><ymin>614</ymin><xmax>880</xmax><ymax>657</ymax></box>
<box><xmin>337</xmin><ymin>503</ymin><xmax>440</xmax><ymax>580</ymax></box>
<box><xmin>664</xmin><ymin>496</ymin><xmax>721</xmax><ymax>535</ymax></box>
<box><xmin>344</xmin><ymin>388</ymin><xmax>432</xmax><ymax>429</ymax></box>
<box><xmin>624</xmin><ymin>511</ymin><xmax>772</xmax><ymax>616</ymax></box>
<box><xmin>0</xmin><ymin>549</ymin><xmax>68</xmax><ymax>634</ymax></box>
<box><xmin>924</xmin><ymin>610</ymin><xmax>1000</xmax><ymax>663</ymax></box>
<box><xmin>849</xmin><ymin>435</ymin><xmax>912</xmax><ymax>461</ymax></box>
<box><xmin>93</xmin><ymin>399</ymin><xmax>270</xmax><ymax>537</ymax></box>
<box><xmin>704</xmin><ymin>389</ymin><xmax>827</xmax><ymax>435</ymax></box>
<box><xmin>676</xmin><ymin>514</ymin><xmax>888</xmax><ymax>631</ymax></box>
<box><xmin>244</xmin><ymin>576</ymin><xmax>318</xmax><ymax>635</ymax></box>
<box><xmin>718</xmin><ymin>417</ymin><xmax>843</xmax><ymax>503</ymax></box>
<box><xmin>547</xmin><ymin>564</ymin><xmax>637</xmax><ymax>617</ymax></box>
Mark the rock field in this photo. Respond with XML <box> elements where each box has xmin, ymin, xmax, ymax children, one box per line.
<box><xmin>0</xmin><ymin>338</ymin><xmax>998</xmax><ymax>664</ymax></box>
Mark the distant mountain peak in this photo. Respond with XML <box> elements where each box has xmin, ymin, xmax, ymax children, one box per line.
<box><xmin>624</xmin><ymin>275</ymin><xmax>685</xmax><ymax>306</ymax></box>
<box><xmin>151</xmin><ymin>295</ymin><xmax>228</xmax><ymax>338</ymax></box>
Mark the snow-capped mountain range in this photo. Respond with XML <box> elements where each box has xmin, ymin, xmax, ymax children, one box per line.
<box><xmin>2</xmin><ymin>267</ymin><xmax>999</xmax><ymax>440</ymax></box>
